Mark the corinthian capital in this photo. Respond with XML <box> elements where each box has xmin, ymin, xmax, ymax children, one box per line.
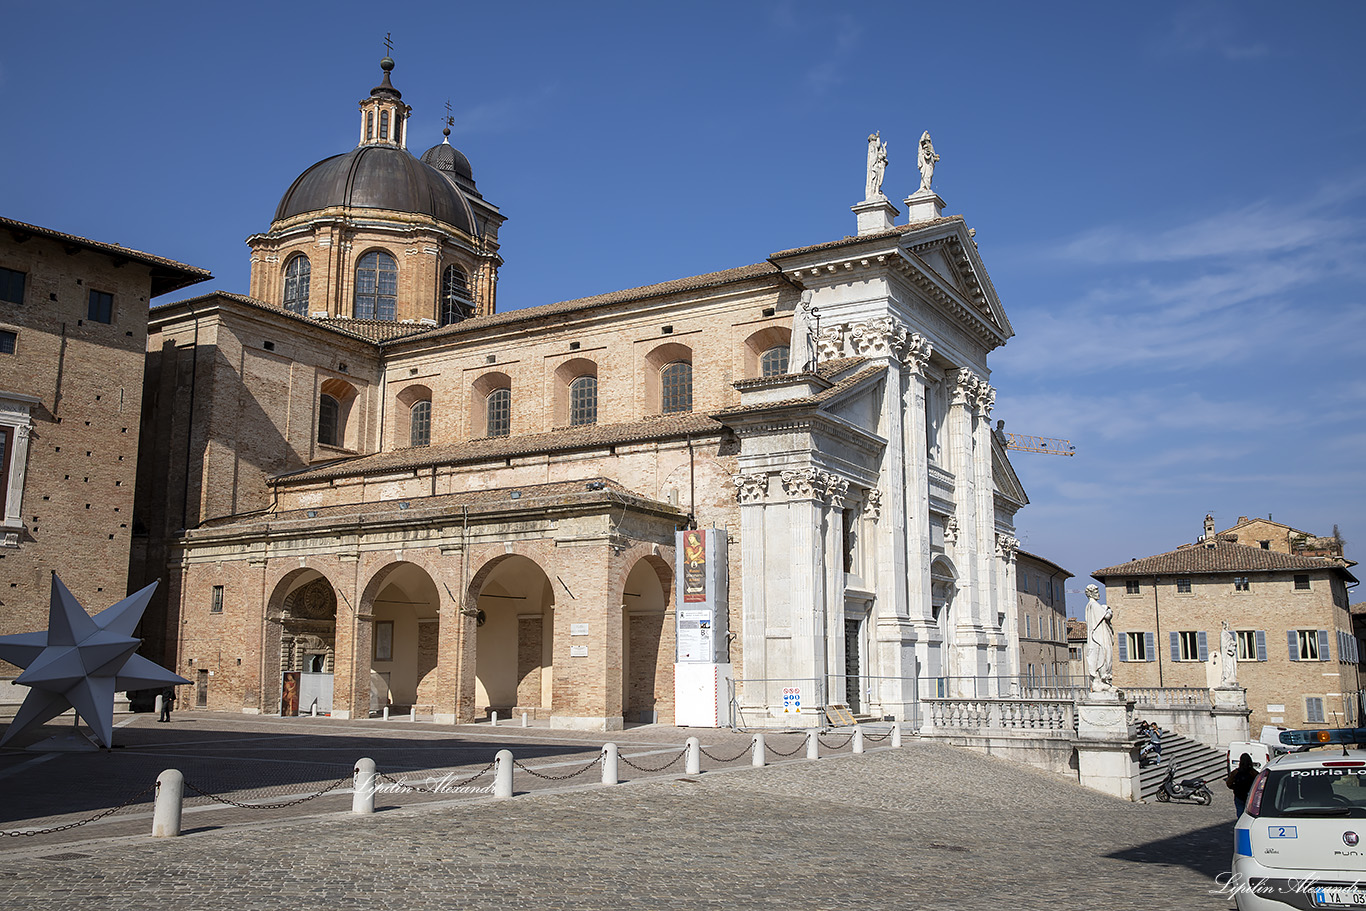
<box><xmin>863</xmin><ymin>488</ymin><xmax>882</xmax><ymax>519</ymax></box>
<box><xmin>950</xmin><ymin>368</ymin><xmax>981</xmax><ymax>406</ymax></box>
<box><xmin>901</xmin><ymin>333</ymin><xmax>933</xmax><ymax>374</ymax></box>
<box><xmin>996</xmin><ymin>533</ymin><xmax>1019</xmax><ymax>561</ymax></box>
<box><xmin>974</xmin><ymin>383</ymin><xmax>996</xmax><ymax>419</ymax></box>
<box><xmin>815</xmin><ymin>326</ymin><xmax>845</xmax><ymax>362</ymax></box>
<box><xmin>780</xmin><ymin>468</ymin><xmax>822</xmax><ymax>500</ymax></box>
<box><xmin>732</xmin><ymin>472</ymin><xmax>768</xmax><ymax>504</ymax></box>
<box><xmin>820</xmin><ymin>472</ymin><xmax>850</xmax><ymax>508</ymax></box>
<box><xmin>849</xmin><ymin>317</ymin><xmax>906</xmax><ymax>358</ymax></box>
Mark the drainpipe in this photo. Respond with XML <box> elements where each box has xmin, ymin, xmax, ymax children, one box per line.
<box><xmin>1153</xmin><ymin>575</ymin><xmax>1164</xmax><ymax>687</ymax></box>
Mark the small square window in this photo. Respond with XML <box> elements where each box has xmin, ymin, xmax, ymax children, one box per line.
<box><xmin>0</xmin><ymin>267</ymin><xmax>24</xmax><ymax>305</ymax></box>
<box><xmin>1176</xmin><ymin>578</ymin><xmax>1191</xmax><ymax>593</ymax></box>
<box><xmin>1293</xmin><ymin>574</ymin><xmax>1310</xmax><ymax>591</ymax></box>
<box><xmin>1178</xmin><ymin>630</ymin><xmax>1200</xmax><ymax>661</ymax></box>
<box><xmin>1236</xmin><ymin>630</ymin><xmax>1259</xmax><ymax>661</ymax></box>
<box><xmin>1125</xmin><ymin>580</ymin><xmax>1140</xmax><ymax>594</ymax></box>
<box><xmin>1234</xmin><ymin>576</ymin><xmax>1250</xmax><ymax>592</ymax></box>
<box><xmin>1259</xmin><ymin>540</ymin><xmax>1270</xmax><ymax>549</ymax></box>
<box><xmin>88</xmin><ymin>290</ymin><xmax>113</xmax><ymax>323</ymax></box>
<box><xmin>1125</xmin><ymin>632</ymin><xmax>1148</xmax><ymax>661</ymax></box>
<box><xmin>210</xmin><ymin>585</ymin><xmax>223</xmax><ymax>614</ymax></box>
<box><xmin>0</xmin><ymin>330</ymin><xmax>15</xmax><ymax>355</ymax></box>
<box><xmin>1297</xmin><ymin>630</ymin><xmax>1320</xmax><ymax>661</ymax></box>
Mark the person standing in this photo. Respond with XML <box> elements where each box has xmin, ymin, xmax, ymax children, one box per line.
<box><xmin>1227</xmin><ymin>753</ymin><xmax>1258</xmax><ymax>817</ymax></box>
<box><xmin>158</xmin><ymin>685</ymin><xmax>176</xmax><ymax>723</ymax></box>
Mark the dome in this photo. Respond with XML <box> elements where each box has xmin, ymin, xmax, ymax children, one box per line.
<box><xmin>273</xmin><ymin>145</ymin><xmax>477</xmax><ymax>234</ymax></box>
<box><xmin>420</xmin><ymin>140</ymin><xmax>473</xmax><ymax>181</ymax></box>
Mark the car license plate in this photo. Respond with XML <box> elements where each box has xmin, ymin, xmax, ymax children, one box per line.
<box><xmin>1314</xmin><ymin>886</ymin><xmax>1366</xmax><ymax>907</ymax></box>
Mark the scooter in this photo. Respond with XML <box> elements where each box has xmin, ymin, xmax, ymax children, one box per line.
<box><xmin>1155</xmin><ymin>763</ymin><xmax>1213</xmax><ymax>805</ymax></box>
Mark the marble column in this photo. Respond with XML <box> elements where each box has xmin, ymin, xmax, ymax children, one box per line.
<box><xmin>971</xmin><ymin>380</ymin><xmax>998</xmax><ymax>680</ymax></box>
<box><xmin>782</xmin><ymin>469</ymin><xmax>829</xmax><ymax>709</ymax></box>
<box><xmin>945</xmin><ymin>369</ymin><xmax>980</xmax><ymax>691</ymax></box>
<box><xmin>734</xmin><ymin>472</ymin><xmax>769</xmax><ymax>712</ymax></box>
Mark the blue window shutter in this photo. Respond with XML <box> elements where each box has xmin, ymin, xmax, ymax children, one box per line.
<box><xmin>1170</xmin><ymin>631</ymin><xmax>1181</xmax><ymax>662</ymax></box>
<box><xmin>1197</xmin><ymin>631</ymin><xmax>1209</xmax><ymax>662</ymax></box>
<box><xmin>1117</xmin><ymin>633</ymin><xmax>1128</xmax><ymax>662</ymax></box>
<box><xmin>1255</xmin><ymin>630</ymin><xmax>1267</xmax><ymax>661</ymax></box>
<box><xmin>1318</xmin><ymin>629</ymin><xmax>1331</xmax><ymax>662</ymax></box>
<box><xmin>1288</xmin><ymin>630</ymin><xmax>1300</xmax><ymax>661</ymax></box>
<box><xmin>1145</xmin><ymin>631</ymin><xmax>1156</xmax><ymax>662</ymax></box>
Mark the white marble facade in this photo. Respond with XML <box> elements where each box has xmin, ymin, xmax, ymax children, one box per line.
<box><xmin>728</xmin><ymin>212</ymin><xmax>1026</xmax><ymax>723</ymax></box>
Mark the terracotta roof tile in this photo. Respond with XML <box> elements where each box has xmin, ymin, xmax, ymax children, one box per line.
<box><xmin>1093</xmin><ymin>540</ymin><xmax>1357</xmax><ymax>582</ymax></box>
<box><xmin>770</xmin><ymin>216</ymin><xmax>964</xmax><ymax>259</ymax></box>
<box><xmin>272</xmin><ymin>412</ymin><xmax>724</xmax><ymax>485</ymax></box>
<box><xmin>713</xmin><ymin>363</ymin><xmax>886</xmax><ymax>418</ymax></box>
<box><xmin>151</xmin><ymin>291</ymin><xmax>396</xmax><ymax>345</ymax></box>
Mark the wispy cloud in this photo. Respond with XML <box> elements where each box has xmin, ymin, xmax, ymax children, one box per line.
<box><xmin>1157</xmin><ymin>2</ymin><xmax>1270</xmax><ymax>61</ymax></box>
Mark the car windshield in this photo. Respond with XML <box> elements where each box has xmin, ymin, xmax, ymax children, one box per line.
<box><xmin>1260</xmin><ymin>768</ymin><xmax>1366</xmax><ymax>818</ymax></box>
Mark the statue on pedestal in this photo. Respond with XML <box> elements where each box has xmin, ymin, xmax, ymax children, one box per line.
<box><xmin>1084</xmin><ymin>583</ymin><xmax>1116</xmax><ymax>694</ymax></box>
<box><xmin>1219</xmin><ymin>620</ymin><xmax>1239</xmax><ymax>688</ymax></box>
<box><xmin>917</xmin><ymin>131</ymin><xmax>939</xmax><ymax>193</ymax></box>
<box><xmin>865</xmin><ymin>132</ymin><xmax>889</xmax><ymax>200</ymax></box>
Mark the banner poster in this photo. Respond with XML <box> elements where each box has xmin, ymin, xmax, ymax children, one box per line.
<box><xmin>281</xmin><ymin>671</ymin><xmax>301</xmax><ymax>716</ymax></box>
<box><xmin>675</xmin><ymin>528</ymin><xmax>729</xmax><ymax>663</ymax></box>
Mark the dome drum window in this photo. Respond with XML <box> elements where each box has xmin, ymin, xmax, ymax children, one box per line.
<box><xmin>440</xmin><ymin>264</ymin><xmax>473</xmax><ymax>326</ymax></box>
<box><xmin>354</xmin><ymin>251</ymin><xmax>398</xmax><ymax>321</ymax></box>
<box><xmin>282</xmin><ymin>255</ymin><xmax>311</xmax><ymax>315</ymax></box>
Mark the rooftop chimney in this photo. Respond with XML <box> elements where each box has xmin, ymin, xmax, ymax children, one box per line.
<box><xmin>1204</xmin><ymin>514</ymin><xmax>1216</xmax><ymax>540</ymax></box>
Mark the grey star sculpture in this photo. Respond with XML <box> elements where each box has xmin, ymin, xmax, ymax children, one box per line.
<box><xmin>0</xmin><ymin>576</ymin><xmax>188</xmax><ymax>749</ymax></box>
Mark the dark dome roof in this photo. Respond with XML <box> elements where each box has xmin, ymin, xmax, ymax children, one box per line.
<box><xmin>420</xmin><ymin>140</ymin><xmax>473</xmax><ymax>181</ymax></box>
<box><xmin>274</xmin><ymin>145</ymin><xmax>476</xmax><ymax>234</ymax></box>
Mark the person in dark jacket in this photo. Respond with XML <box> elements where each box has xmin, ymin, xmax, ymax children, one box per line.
<box><xmin>158</xmin><ymin>686</ymin><xmax>176</xmax><ymax>723</ymax></box>
<box><xmin>1227</xmin><ymin>753</ymin><xmax>1258</xmax><ymax>817</ymax></box>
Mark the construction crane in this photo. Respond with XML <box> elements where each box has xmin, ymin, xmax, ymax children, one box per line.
<box><xmin>994</xmin><ymin>421</ymin><xmax>1076</xmax><ymax>456</ymax></box>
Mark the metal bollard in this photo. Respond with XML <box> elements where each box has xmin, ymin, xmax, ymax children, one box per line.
<box><xmin>751</xmin><ymin>732</ymin><xmax>766</xmax><ymax>767</ymax></box>
<box><xmin>494</xmin><ymin>749</ymin><xmax>514</xmax><ymax>798</ymax></box>
<box><xmin>311</xmin><ymin>702</ymin><xmax>318</xmax><ymax>717</ymax></box>
<box><xmin>853</xmin><ymin>726</ymin><xmax>865</xmax><ymax>754</ymax></box>
<box><xmin>382</xmin><ymin>706</ymin><xmax>389</xmax><ymax>721</ymax></box>
<box><xmin>806</xmin><ymin>730</ymin><xmax>819</xmax><ymax>760</ymax></box>
<box><xmin>151</xmin><ymin>769</ymin><xmax>184</xmax><ymax>837</ymax></box>
<box><xmin>353</xmin><ymin>757</ymin><xmax>376</xmax><ymax>815</ymax></box>
<box><xmin>491</xmin><ymin>710</ymin><xmax>499</xmax><ymax>727</ymax></box>
<box><xmin>521</xmin><ymin>712</ymin><xmax>528</xmax><ymax>728</ymax></box>
<box><xmin>154</xmin><ymin>694</ymin><xmax>164</xmax><ymax>717</ymax></box>
<box><xmin>685</xmin><ymin>737</ymin><xmax>701</xmax><ymax>775</ymax></box>
<box><xmin>601</xmin><ymin>743</ymin><xmax>619</xmax><ymax>785</ymax></box>
<box><xmin>891</xmin><ymin>722</ymin><xmax>902</xmax><ymax>749</ymax></box>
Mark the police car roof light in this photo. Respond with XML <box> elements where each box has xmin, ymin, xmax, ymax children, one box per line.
<box><xmin>1278</xmin><ymin>727</ymin><xmax>1366</xmax><ymax>746</ymax></box>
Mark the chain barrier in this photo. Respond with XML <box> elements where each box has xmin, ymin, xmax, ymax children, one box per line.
<box><xmin>617</xmin><ymin>747</ymin><xmax>688</xmax><ymax>772</ymax></box>
<box><xmin>863</xmin><ymin>731</ymin><xmax>891</xmax><ymax>742</ymax></box>
<box><xmin>764</xmin><ymin>738</ymin><xmax>807</xmax><ymax>757</ymax></box>
<box><xmin>375</xmin><ymin>761</ymin><xmax>494</xmax><ymax>794</ymax></box>
<box><xmin>513</xmin><ymin>755</ymin><xmax>601</xmax><ymax>781</ymax></box>
<box><xmin>183</xmin><ymin>773</ymin><xmax>352</xmax><ymax>810</ymax></box>
<box><xmin>699</xmin><ymin>743</ymin><xmax>751</xmax><ymax>763</ymax></box>
<box><xmin>818</xmin><ymin>732</ymin><xmax>855</xmax><ymax>749</ymax></box>
<box><xmin>2</xmin><ymin>782</ymin><xmax>157</xmax><ymax>838</ymax></box>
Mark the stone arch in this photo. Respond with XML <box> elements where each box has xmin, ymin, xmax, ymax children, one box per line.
<box><xmin>319</xmin><ymin>376</ymin><xmax>359</xmax><ymax>450</ymax></box>
<box><xmin>643</xmin><ymin>342</ymin><xmax>693</xmax><ymax>416</ymax></box>
<box><xmin>470</xmin><ymin>370</ymin><xmax>512</xmax><ymax>438</ymax></box>
<box><xmin>265</xmin><ymin>568</ymin><xmax>339</xmax><ymax>714</ymax></box>
<box><xmin>741</xmin><ymin>325</ymin><xmax>792</xmax><ymax>379</ymax></box>
<box><xmin>552</xmin><ymin>356</ymin><xmax>599</xmax><ymax>427</ymax></box>
<box><xmin>621</xmin><ymin>554</ymin><xmax>674</xmax><ymax>724</ymax></box>
<box><xmin>393</xmin><ymin>382</ymin><xmax>433</xmax><ymax>448</ymax></box>
<box><xmin>360</xmin><ymin>561</ymin><xmax>441</xmax><ymax>713</ymax></box>
<box><xmin>467</xmin><ymin>553</ymin><xmax>555</xmax><ymax>719</ymax></box>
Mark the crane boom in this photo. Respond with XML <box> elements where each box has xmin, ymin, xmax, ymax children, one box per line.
<box><xmin>1003</xmin><ymin>433</ymin><xmax>1075</xmax><ymax>456</ymax></box>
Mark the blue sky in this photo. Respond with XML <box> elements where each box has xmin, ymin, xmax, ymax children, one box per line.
<box><xmin>3</xmin><ymin>1</ymin><xmax>1363</xmax><ymax>617</ymax></box>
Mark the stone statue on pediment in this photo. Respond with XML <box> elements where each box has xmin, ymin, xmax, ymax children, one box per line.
<box><xmin>917</xmin><ymin>131</ymin><xmax>939</xmax><ymax>193</ymax></box>
<box><xmin>1084</xmin><ymin>583</ymin><xmax>1116</xmax><ymax>693</ymax></box>
<box><xmin>866</xmin><ymin>132</ymin><xmax>889</xmax><ymax>200</ymax></box>
<box><xmin>1219</xmin><ymin>620</ymin><xmax>1239</xmax><ymax>688</ymax></box>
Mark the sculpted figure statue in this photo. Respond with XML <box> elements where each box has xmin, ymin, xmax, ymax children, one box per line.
<box><xmin>1084</xmin><ymin>583</ymin><xmax>1116</xmax><ymax>693</ymax></box>
<box><xmin>866</xmin><ymin>131</ymin><xmax>889</xmax><ymax>199</ymax></box>
<box><xmin>917</xmin><ymin>130</ymin><xmax>939</xmax><ymax>192</ymax></box>
<box><xmin>1219</xmin><ymin>620</ymin><xmax>1239</xmax><ymax>687</ymax></box>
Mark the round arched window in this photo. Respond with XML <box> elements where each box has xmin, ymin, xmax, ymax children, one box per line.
<box><xmin>283</xmin><ymin>255</ymin><xmax>311</xmax><ymax>315</ymax></box>
<box><xmin>354</xmin><ymin>251</ymin><xmax>398</xmax><ymax>320</ymax></box>
<box><xmin>661</xmin><ymin>362</ymin><xmax>692</xmax><ymax>414</ymax></box>
<box><xmin>760</xmin><ymin>345</ymin><xmax>789</xmax><ymax>378</ymax></box>
<box><xmin>440</xmin><ymin>265</ymin><xmax>472</xmax><ymax>326</ymax></box>
<box><xmin>410</xmin><ymin>400</ymin><xmax>432</xmax><ymax>448</ymax></box>
<box><xmin>569</xmin><ymin>376</ymin><xmax>598</xmax><ymax>426</ymax></box>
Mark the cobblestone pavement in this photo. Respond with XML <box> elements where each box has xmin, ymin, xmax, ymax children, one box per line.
<box><xmin>0</xmin><ymin>713</ymin><xmax>1238</xmax><ymax>910</ymax></box>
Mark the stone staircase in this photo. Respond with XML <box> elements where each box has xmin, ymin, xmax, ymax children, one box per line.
<box><xmin>1139</xmin><ymin>729</ymin><xmax>1228</xmax><ymax>802</ymax></box>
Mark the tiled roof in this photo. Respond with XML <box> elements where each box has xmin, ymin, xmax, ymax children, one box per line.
<box><xmin>1093</xmin><ymin>540</ymin><xmax>1357</xmax><ymax>582</ymax></box>
<box><xmin>730</xmin><ymin>358</ymin><xmax>868</xmax><ymax>392</ymax></box>
<box><xmin>1017</xmin><ymin>550</ymin><xmax>1073</xmax><ymax>577</ymax></box>
<box><xmin>1066</xmin><ymin>619</ymin><xmax>1088</xmax><ymax>642</ymax></box>
<box><xmin>713</xmin><ymin>364</ymin><xmax>886</xmax><ymax>419</ymax></box>
<box><xmin>0</xmin><ymin>214</ymin><xmax>212</xmax><ymax>297</ymax></box>
<box><xmin>195</xmin><ymin>477</ymin><xmax>680</xmax><ymax>531</ymax></box>
<box><xmin>272</xmin><ymin>412</ymin><xmax>725</xmax><ymax>485</ymax></box>
<box><xmin>313</xmin><ymin>317</ymin><xmax>433</xmax><ymax>342</ymax></box>
<box><xmin>770</xmin><ymin>216</ymin><xmax>964</xmax><ymax>259</ymax></box>
<box><xmin>150</xmin><ymin>291</ymin><xmax>393</xmax><ymax>345</ymax></box>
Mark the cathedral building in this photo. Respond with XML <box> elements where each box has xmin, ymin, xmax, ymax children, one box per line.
<box><xmin>134</xmin><ymin>58</ymin><xmax>1028</xmax><ymax>729</ymax></box>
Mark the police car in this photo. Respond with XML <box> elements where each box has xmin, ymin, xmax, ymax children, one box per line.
<box><xmin>1232</xmin><ymin>727</ymin><xmax>1366</xmax><ymax>909</ymax></box>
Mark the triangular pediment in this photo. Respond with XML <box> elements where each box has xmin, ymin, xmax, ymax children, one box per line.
<box><xmin>900</xmin><ymin>222</ymin><xmax>1014</xmax><ymax>342</ymax></box>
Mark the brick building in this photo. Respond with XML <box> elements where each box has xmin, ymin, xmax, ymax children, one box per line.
<box><xmin>134</xmin><ymin>58</ymin><xmax>1029</xmax><ymax>729</ymax></box>
<box><xmin>1014</xmin><ymin>550</ymin><xmax>1072</xmax><ymax>687</ymax></box>
<box><xmin>1094</xmin><ymin>514</ymin><xmax>1360</xmax><ymax>734</ymax></box>
<box><xmin>0</xmin><ymin>216</ymin><xmax>208</xmax><ymax>707</ymax></box>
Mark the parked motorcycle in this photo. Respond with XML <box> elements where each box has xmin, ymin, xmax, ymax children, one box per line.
<box><xmin>1155</xmin><ymin>763</ymin><xmax>1213</xmax><ymax>805</ymax></box>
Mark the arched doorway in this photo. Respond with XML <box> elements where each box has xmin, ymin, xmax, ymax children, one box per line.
<box><xmin>930</xmin><ymin>556</ymin><xmax>958</xmax><ymax>695</ymax></box>
<box><xmin>364</xmin><ymin>562</ymin><xmax>441</xmax><ymax>714</ymax></box>
<box><xmin>265</xmin><ymin>570</ymin><xmax>339</xmax><ymax>715</ymax></box>
<box><xmin>472</xmin><ymin>555</ymin><xmax>554</xmax><ymax>720</ymax></box>
<box><xmin>621</xmin><ymin>556</ymin><xmax>672</xmax><ymax>724</ymax></box>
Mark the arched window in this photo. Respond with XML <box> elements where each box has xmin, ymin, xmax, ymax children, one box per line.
<box><xmin>760</xmin><ymin>345</ymin><xmax>789</xmax><ymax>378</ymax></box>
<box><xmin>380</xmin><ymin>110</ymin><xmax>390</xmax><ymax>140</ymax></box>
<box><xmin>569</xmin><ymin>376</ymin><xmax>597</xmax><ymax>426</ymax></box>
<box><xmin>410</xmin><ymin>400</ymin><xmax>431</xmax><ymax>447</ymax></box>
<box><xmin>354</xmin><ymin>251</ymin><xmax>398</xmax><ymax>320</ymax></box>
<box><xmin>486</xmin><ymin>388</ymin><xmax>511</xmax><ymax>437</ymax></box>
<box><xmin>660</xmin><ymin>362</ymin><xmax>692</xmax><ymax>414</ymax></box>
<box><xmin>282</xmin><ymin>255</ymin><xmax>311</xmax><ymax>315</ymax></box>
<box><xmin>366</xmin><ymin>110</ymin><xmax>374</xmax><ymax>141</ymax></box>
<box><xmin>440</xmin><ymin>264</ymin><xmax>472</xmax><ymax>326</ymax></box>
<box><xmin>318</xmin><ymin>395</ymin><xmax>340</xmax><ymax>446</ymax></box>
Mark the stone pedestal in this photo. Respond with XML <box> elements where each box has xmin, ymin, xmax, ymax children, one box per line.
<box><xmin>852</xmin><ymin>196</ymin><xmax>900</xmax><ymax>235</ymax></box>
<box><xmin>1075</xmin><ymin>692</ymin><xmax>1140</xmax><ymax>801</ymax></box>
<box><xmin>1211</xmin><ymin>685</ymin><xmax>1252</xmax><ymax>748</ymax></box>
<box><xmin>904</xmin><ymin>188</ymin><xmax>946</xmax><ymax>222</ymax></box>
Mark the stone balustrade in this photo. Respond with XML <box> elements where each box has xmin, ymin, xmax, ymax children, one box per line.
<box><xmin>924</xmin><ymin>697</ymin><xmax>1076</xmax><ymax>733</ymax></box>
